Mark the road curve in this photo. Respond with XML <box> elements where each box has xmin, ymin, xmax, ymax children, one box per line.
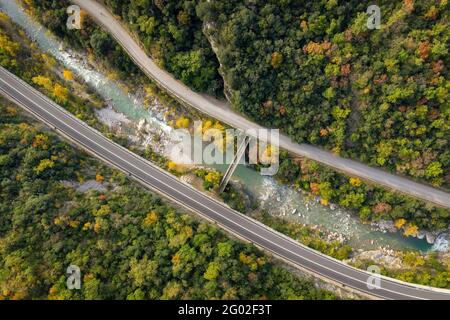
<box><xmin>70</xmin><ymin>0</ymin><xmax>450</xmax><ymax>208</ymax></box>
<box><xmin>1</xmin><ymin>67</ymin><xmax>449</xmax><ymax>300</ymax></box>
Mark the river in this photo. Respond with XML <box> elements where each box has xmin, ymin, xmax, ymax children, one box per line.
<box><xmin>1</xmin><ymin>0</ymin><xmax>441</xmax><ymax>252</ymax></box>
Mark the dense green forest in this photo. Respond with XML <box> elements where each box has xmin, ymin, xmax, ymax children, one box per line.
<box><xmin>198</xmin><ymin>0</ymin><xmax>449</xmax><ymax>187</ymax></box>
<box><xmin>99</xmin><ymin>0</ymin><xmax>450</xmax><ymax>229</ymax></box>
<box><xmin>0</xmin><ymin>101</ymin><xmax>335</xmax><ymax>300</ymax></box>
<box><xmin>0</xmin><ymin>7</ymin><xmax>353</xmax><ymax>262</ymax></box>
<box><xmin>104</xmin><ymin>0</ymin><xmax>223</xmax><ymax>95</ymax></box>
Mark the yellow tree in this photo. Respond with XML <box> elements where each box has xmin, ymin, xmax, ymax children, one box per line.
<box><xmin>63</xmin><ymin>70</ymin><xmax>74</xmax><ymax>81</ymax></box>
<box><xmin>53</xmin><ymin>84</ymin><xmax>69</xmax><ymax>103</ymax></box>
<box><xmin>32</xmin><ymin>75</ymin><xmax>53</xmax><ymax>91</ymax></box>
<box><xmin>175</xmin><ymin>117</ymin><xmax>190</xmax><ymax>128</ymax></box>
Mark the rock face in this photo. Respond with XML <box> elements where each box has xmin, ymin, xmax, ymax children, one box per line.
<box><xmin>417</xmin><ymin>230</ymin><xmax>426</xmax><ymax>240</ymax></box>
<box><xmin>76</xmin><ymin>180</ymin><xmax>107</xmax><ymax>193</ymax></box>
<box><xmin>202</xmin><ymin>22</ymin><xmax>233</xmax><ymax>103</ymax></box>
<box><xmin>95</xmin><ymin>106</ymin><xmax>131</xmax><ymax>129</ymax></box>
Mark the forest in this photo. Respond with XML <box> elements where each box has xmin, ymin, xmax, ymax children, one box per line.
<box><xmin>102</xmin><ymin>0</ymin><xmax>450</xmax><ymax>230</ymax></box>
<box><xmin>0</xmin><ymin>101</ymin><xmax>336</xmax><ymax>300</ymax></box>
<box><xmin>23</xmin><ymin>0</ymin><xmax>139</xmax><ymax>75</ymax></box>
<box><xmin>0</xmin><ymin>102</ymin><xmax>446</xmax><ymax>300</ymax></box>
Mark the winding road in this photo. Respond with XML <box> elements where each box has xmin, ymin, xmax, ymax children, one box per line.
<box><xmin>70</xmin><ymin>0</ymin><xmax>450</xmax><ymax>208</ymax></box>
<box><xmin>1</xmin><ymin>66</ymin><xmax>449</xmax><ymax>300</ymax></box>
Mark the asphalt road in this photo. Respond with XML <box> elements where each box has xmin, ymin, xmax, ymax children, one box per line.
<box><xmin>70</xmin><ymin>0</ymin><xmax>450</xmax><ymax>208</ymax></box>
<box><xmin>1</xmin><ymin>67</ymin><xmax>449</xmax><ymax>300</ymax></box>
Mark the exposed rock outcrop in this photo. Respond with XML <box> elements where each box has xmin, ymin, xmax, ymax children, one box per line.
<box><xmin>202</xmin><ymin>22</ymin><xmax>233</xmax><ymax>103</ymax></box>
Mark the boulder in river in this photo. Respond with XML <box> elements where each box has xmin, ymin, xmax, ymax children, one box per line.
<box><xmin>137</xmin><ymin>118</ymin><xmax>147</xmax><ymax>133</ymax></box>
<box><xmin>425</xmin><ymin>231</ymin><xmax>436</xmax><ymax>244</ymax></box>
<box><xmin>374</xmin><ymin>220</ymin><xmax>397</xmax><ymax>233</ymax></box>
